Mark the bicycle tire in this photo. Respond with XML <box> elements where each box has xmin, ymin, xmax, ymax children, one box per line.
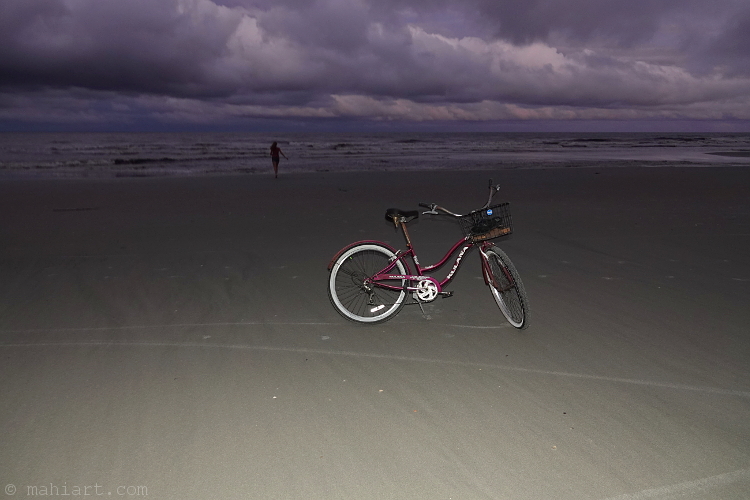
<box><xmin>485</xmin><ymin>246</ymin><xmax>529</xmax><ymax>329</ymax></box>
<box><xmin>328</xmin><ymin>243</ymin><xmax>408</xmax><ymax>324</ymax></box>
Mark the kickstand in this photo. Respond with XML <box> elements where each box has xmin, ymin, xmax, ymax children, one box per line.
<box><xmin>413</xmin><ymin>294</ymin><xmax>429</xmax><ymax>319</ymax></box>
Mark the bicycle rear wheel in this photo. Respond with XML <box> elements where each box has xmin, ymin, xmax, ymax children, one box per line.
<box><xmin>485</xmin><ymin>246</ymin><xmax>529</xmax><ymax>329</ymax></box>
<box><xmin>328</xmin><ymin>243</ymin><xmax>407</xmax><ymax>324</ymax></box>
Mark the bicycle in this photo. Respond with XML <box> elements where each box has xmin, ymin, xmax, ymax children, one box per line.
<box><xmin>327</xmin><ymin>180</ymin><xmax>530</xmax><ymax>328</ymax></box>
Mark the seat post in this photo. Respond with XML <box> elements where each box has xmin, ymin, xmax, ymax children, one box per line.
<box><xmin>400</xmin><ymin>220</ymin><xmax>413</xmax><ymax>249</ymax></box>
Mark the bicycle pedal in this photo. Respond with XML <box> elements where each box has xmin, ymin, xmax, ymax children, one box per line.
<box><xmin>440</xmin><ymin>291</ymin><xmax>454</xmax><ymax>298</ymax></box>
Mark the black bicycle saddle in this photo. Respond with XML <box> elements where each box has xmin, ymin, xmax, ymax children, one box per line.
<box><xmin>384</xmin><ymin>208</ymin><xmax>419</xmax><ymax>223</ymax></box>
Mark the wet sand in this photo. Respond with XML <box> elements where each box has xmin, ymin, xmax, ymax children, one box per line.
<box><xmin>1</xmin><ymin>167</ymin><xmax>749</xmax><ymax>499</ymax></box>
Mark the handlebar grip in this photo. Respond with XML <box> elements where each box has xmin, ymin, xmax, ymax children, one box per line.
<box><xmin>418</xmin><ymin>203</ymin><xmax>430</xmax><ymax>208</ymax></box>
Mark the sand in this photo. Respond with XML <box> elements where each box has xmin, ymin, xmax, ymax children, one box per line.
<box><xmin>1</xmin><ymin>166</ymin><xmax>749</xmax><ymax>499</ymax></box>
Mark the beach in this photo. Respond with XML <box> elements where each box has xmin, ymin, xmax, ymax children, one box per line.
<box><xmin>1</xmin><ymin>166</ymin><xmax>749</xmax><ymax>499</ymax></box>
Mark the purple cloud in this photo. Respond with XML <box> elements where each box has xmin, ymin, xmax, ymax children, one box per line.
<box><xmin>1</xmin><ymin>0</ymin><xmax>749</xmax><ymax>129</ymax></box>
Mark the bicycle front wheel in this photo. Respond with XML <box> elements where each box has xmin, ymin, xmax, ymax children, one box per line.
<box><xmin>328</xmin><ymin>243</ymin><xmax>407</xmax><ymax>324</ymax></box>
<box><xmin>485</xmin><ymin>246</ymin><xmax>530</xmax><ymax>329</ymax></box>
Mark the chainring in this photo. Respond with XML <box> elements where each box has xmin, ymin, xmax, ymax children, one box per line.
<box><xmin>414</xmin><ymin>279</ymin><xmax>439</xmax><ymax>302</ymax></box>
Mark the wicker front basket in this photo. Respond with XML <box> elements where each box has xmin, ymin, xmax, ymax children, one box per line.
<box><xmin>459</xmin><ymin>203</ymin><xmax>512</xmax><ymax>243</ymax></box>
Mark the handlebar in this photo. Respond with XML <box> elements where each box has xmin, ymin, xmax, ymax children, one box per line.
<box><xmin>419</xmin><ymin>202</ymin><xmax>459</xmax><ymax>217</ymax></box>
<box><xmin>420</xmin><ymin>179</ymin><xmax>501</xmax><ymax>216</ymax></box>
<box><xmin>484</xmin><ymin>178</ymin><xmax>501</xmax><ymax>209</ymax></box>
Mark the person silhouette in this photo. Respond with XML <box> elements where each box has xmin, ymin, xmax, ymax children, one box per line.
<box><xmin>270</xmin><ymin>142</ymin><xmax>288</xmax><ymax>179</ymax></box>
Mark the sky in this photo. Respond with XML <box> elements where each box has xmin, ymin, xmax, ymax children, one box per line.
<box><xmin>1</xmin><ymin>0</ymin><xmax>750</xmax><ymax>132</ymax></box>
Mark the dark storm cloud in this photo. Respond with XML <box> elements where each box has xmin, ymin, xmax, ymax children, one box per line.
<box><xmin>0</xmin><ymin>0</ymin><xmax>244</xmax><ymax>95</ymax></box>
<box><xmin>1</xmin><ymin>0</ymin><xmax>749</xmax><ymax>127</ymax></box>
<box><xmin>704</xmin><ymin>8</ymin><xmax>750</xmax><ymax>77</ymax></box>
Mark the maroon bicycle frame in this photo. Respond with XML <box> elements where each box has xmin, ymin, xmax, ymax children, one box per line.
<box><xmin>368</xmin><ymin>220</ymin><xmax>498</xmax><ymax>294</ymax></box>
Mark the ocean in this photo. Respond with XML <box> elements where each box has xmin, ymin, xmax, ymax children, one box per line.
<box><xmin>1</xmin><ymin>132</ymin><xmax>749</xmax><ymax>179</ymax></box>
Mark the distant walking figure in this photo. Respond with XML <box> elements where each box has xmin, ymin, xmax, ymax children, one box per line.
<box><xmin>270</xmin><ymin>142</ymin><xmax>288</xmax><ymax>179</ymax></box>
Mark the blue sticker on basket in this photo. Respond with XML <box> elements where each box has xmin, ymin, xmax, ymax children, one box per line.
<box><xmin>486</xmin><ymin>209</ymin><xmax>493</xmax><ymax>215</ymax></box>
